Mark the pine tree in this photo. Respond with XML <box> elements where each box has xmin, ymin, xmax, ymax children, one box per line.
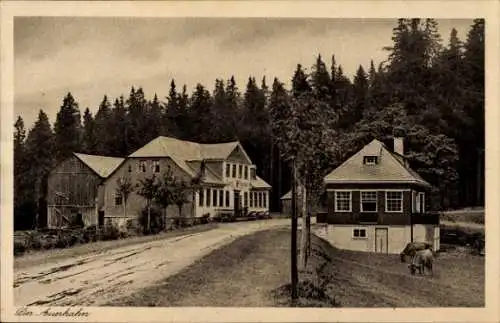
<box><xmin>189</xmin><ymin>83</ymin><xmax>213</xmax><ymax>142</ymax></box>
<box><xmin>348</xmin><ymin>65</ymin><xmax>369</xmax><ymax>126</ymax></box>
<box><xmin>82</xmin><ymin>108</ymin><xmax>97</xmax><ymax>154</ymax></box>
<box><xmin>54</xmin><ymin>92</ymin><xmax>82</xmax><ymax>161</ymax></box>
<box><xmin>94</xmin><ymin>95</ymin><xmax>113</xmax><ymax>155</ymax></box>
<box><xmin>291</xmin><ymin>64</ymin><xmax>312</xmax><ymax>98</ymax></box>
<box><xmin>147</xmin><ymin>93</ymin><xmax>163</xmax><ymax>141</ymax></box>
<box><xmin>165</xmin><ymin>80</ymin><xmax>180</xmax><ymax>137</ymax></box>
<box><xmin>14</xmin><ymin>116</ymin><xmax>31</xmax><ymax>229</ymax></box>
<box><xmin>310</xmin><ymin>54</ymin><xmax>331</xmax><ymax>100</ymax></box>
<box><xmin>25</xmin><ymin>110</ymin><xmax>56</xmax><ymax>228</ymax></box>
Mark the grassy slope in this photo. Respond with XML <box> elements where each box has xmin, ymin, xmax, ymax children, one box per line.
<box><xmin>15</xmin><ymin>224</ymin><xmax>218</xmax><ymax>270</ymax></box>
<box><xmin>110</xmin><ymin>228</ymin><xmax>484</xmax><ymax>307</ymax></box>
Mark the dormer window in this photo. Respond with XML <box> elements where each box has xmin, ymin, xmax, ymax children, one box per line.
<box><xmin>363</xmin><ymin>156</ymin><xmax>378</xmax><ymax>165</ymax></box>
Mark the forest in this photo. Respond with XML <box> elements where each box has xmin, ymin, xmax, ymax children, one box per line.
<box><xmin>13</xmin><ymin>19</ymin><xmax>484</xmax><ymax>230</ymax></box>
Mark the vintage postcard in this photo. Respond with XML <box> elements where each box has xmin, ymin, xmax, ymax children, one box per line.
<box><xmin>1</xmin><ymin>1</ymin><xmax>499</xmax><ymax>322</ymax></box>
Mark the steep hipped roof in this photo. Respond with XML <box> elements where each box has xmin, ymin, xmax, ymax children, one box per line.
<box><xmin>251</xmin><ymin>176</ymin><xmax>272</xmax><ymax>190</ymax></box>
<box><xmin>128</xmin><ymin>136</ymin><xmax>248</xmax><ymax>181</ymax></box>
<box><xmin>74</xmin><ymin>153</ymin><xmax>124</xmax><ymax>178</ymax></box>
<box><xmin>324</xmin><ymin>139</ymin><xmax>431</xmax><ymax>187</ymax></box>
<box><xmin>129</xmin><ymin>136</ymin><xmax>242</xmax><ymax>160</ymax></box>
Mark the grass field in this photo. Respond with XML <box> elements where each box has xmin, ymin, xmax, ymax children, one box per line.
<box><xmin>110</xmin><ymin>228</ymin><xmax>484</xmax><ymax>307</ymax></box>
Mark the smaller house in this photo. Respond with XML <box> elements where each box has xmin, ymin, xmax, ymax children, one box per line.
<box><xmin>280</xmin><ymin>185</ymin><xmax>304</xmax><ymax>216</ymax></box>
<box><xmin>46</xmin><ymin>153</ymin><xmax>124</xmax><ymax>228</ymax></box>
<box><xmin>317</xmin><ymin>137</ymin><xmax>439</xmax><ymax>254</ymax></box>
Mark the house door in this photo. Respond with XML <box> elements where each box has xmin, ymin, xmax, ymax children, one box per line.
<box><xmin>233</xmin><ymin>190</ymin><xmax>241</xmax><ymax>217</ymax></box>
<box><xmin>98</xmin><ymin>211</ymin><xmax>105</xmax><ymax>227</ymax></box>
<box><xmin>375</xmin><ymin>228</ymin><xmax>388</xmax><ymax>253</ymax></box>
<box><xmin>425</xmin><ymin>226</ymin><xmax>434</xmax><ymax>246</ymax></box>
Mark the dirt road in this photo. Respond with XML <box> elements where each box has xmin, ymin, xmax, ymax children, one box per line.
<box><xmin>14</xmin><ymin>219</ymin><xmax>289</xmax><ymax>306</ymax></box>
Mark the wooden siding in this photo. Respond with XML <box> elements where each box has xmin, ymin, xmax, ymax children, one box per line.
<box><xmin>47</xmin><ymin>155</ymin><xmax>102</xmax><ymax>206</ymax></box>
<box><xmin>325</xmin><ymin>183</ymin><xmax>433</xmax><ymax>226</ymax></box>
<box><xmin>46</xmin><ymin>155</ymin><xmax>102</xmax><ymax>227</ymax></box>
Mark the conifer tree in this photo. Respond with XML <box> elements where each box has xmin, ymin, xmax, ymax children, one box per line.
<box><xmin>54</xmin><ymin>92</ymin><xmax>82</xmax><ymax>161</ymax></box>
<box><xmin>94</xmin><ymin>95</ymin><xmax>113</xmax><ymax>155</ymax></box>
<box><xmin>82</xmin><ymin>108</ymin><xmax>97</xmax><ymax>154</ymax></box>
<box><xmin>25</xmin><ymin>110</ymin><xmax>56</xmax><ymax>228</ymax></box>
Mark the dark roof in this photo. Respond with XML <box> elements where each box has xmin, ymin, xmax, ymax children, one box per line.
<box><xmin>324</xmin><ymin>139</ymin><xmax>431</xmax><ymax>187</ymax></box>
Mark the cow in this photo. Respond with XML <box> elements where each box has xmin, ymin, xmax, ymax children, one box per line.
<box><xmin>408</xmin><ymin>248</ymin><xmax>434</xmax><ymax>276</ymax></box>
<box><xmin>400</xmin><ymin>241</ymin><xmax>433</xmax><ymax>263</ymax></box>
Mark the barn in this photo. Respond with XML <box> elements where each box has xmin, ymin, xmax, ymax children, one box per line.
<box><xmin>46</xmin><ymin>153</ymin><xmax>124</xmax><ymax>228</ymax></box>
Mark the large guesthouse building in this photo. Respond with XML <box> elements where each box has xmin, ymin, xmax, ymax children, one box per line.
<box><xmin>46</xmin><ymin>136</ymin><xmax>271</xmax><ymax>229</ymax></box>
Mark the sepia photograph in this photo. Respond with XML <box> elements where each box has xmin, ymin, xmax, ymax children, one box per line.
<box><xmin>1</xmin><ymin>1</ymin><xmax>499</xmax><ymax>323</ymax></box>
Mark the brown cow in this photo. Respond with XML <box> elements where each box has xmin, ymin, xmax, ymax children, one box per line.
<box><xmin>409</xmin><ymin>248</ymin><xmax>434</xmax><ymax>276</ymax></box>
<box><xmin>400</xmin><ymin>241</ymin><xmax>433</xmax><ymax>263</ymax></box>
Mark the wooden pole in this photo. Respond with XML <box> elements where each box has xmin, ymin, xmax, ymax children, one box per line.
<box><xmin>291</xmin><ymin>158</ymin><xmax>298</xmax><ymax>302</ymax></box>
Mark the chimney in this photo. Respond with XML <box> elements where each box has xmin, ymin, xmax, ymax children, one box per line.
<box><xmin>394</xmin><ymin>137</ymin><xmax>404</xmax><ymax>156</ymax></box>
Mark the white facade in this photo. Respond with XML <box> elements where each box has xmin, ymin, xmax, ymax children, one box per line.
<box><xmin>314</xmin><ymin>224</ymin><xmax>440</xmax><ymax>254</ymax></box>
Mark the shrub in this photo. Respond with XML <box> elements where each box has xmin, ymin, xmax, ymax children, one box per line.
<box><xmin>14</xmin><ymin>241</ymin><xmax>26</xmax><ymax>255</ymax></box>
<box><xmin>101</xmin><ymin>225</ymin><xmax>121</xmax><ymax>241</ymax></box>
<box><xmin>138</xmin><ymin>207</ymin><xmax>163</xmax><ymax>234</ymax></box>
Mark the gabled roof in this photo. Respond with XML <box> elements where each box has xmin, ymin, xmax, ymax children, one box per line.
<box><xmin>251</xmin><ymin>176</ymin><xmax>272</xmax><ymax>190</ymax></box>
<box><xmin>74</xmin><ymin>153</ymin><xmax>124</xmax><ymax>178</ymax></box>
<box><xmin>129</xmin><ymin>136</ymin><xmax>244</xmax><ymax>161</ymax></box>
<box><xmin>324</xmin><ymin>139</ymin><xmax>431</xmax><ymax>187</ymax></box>
<box><xmin>128</xmin><ymin>136</ymin><xmax>251</xmax><ymax>182</ymax></box>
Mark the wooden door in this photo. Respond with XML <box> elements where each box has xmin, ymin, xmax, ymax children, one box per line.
<box><xmin>375</xmin><ymin>228</ymin><xmax>388</xmax><ymax>253</ymax></box>
<box><xmin>233</xmin><ymin>190</ymin><xmax>241</xmax><ymax>217</ymax></box>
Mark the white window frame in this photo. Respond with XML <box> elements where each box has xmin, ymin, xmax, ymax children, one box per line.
<box><xmin>385</xmin><ymin>190</ymin><xmax>404</xmax><ymax>213</ymax></box>
<box><xmin>360</xmin><ymin>190</ymin><xmax>378</xmax><ymax>212</ymax></box>
<box><xmin>418</xmin><ymin>192</ymin><xmax>425</xmax><ymax>213</ymax></box>
<box><xmin>335</xmin><ymin>190</ymin><xmax>352</xmax><ymax>212</ymax></box>
<box><xmin>363</xmin><ymin>156</ymin><xmax>378</xmax><ymax>165</ymax></box>
<box><xmin>152</xmin><ymin>160</ymin><xmax>160</xmax><ymax>173</ymax></box>
<box><xmin>114</xmin><ymin>192</ymin><xmax>123</xmax><ymax>206</ymax></box>
<box><xmin>353</xmin><ymin>228</ymin><xmax>367</xmax><ymax>239</ymax></box>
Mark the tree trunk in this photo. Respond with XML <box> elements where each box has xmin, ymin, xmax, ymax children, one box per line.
<box><xmin>300</xmin><ymin>183</ymin><xmax>308</xmax><ymax>270</ymax></box>
<box><xmin>290</xmin><ymin>159</ymin><xmax>298</xmax><ymax>302</ymax></box>
<box><xmin>147</xmin><ymin>201</ymin><xmax>151</xmax><ymax>233</ymax></box>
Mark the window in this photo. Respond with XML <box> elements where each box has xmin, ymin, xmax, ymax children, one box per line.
<box><xmin>386</xmin><ymin>191</ymin><xmax>403</xmax><ymax>212</ymax></box>
<box><xmin>335</xmin><ymin>191</ymin><xmax>351</xmax><ymax>212</ymax></box>
<box><xmin>128</xmin><ymin>165</ymin><xmax>132</xmax><ymax>173</ymax></box>
<box><xmin>238</xmin><ymin>165</ymin><xmax>242</xmax><ymax>178</ymax></box>
<box><xmin>206</xmin><ymin>189</ymin><xmax>211</xmax><ymax>207</ymax></box>
<box><xmin>115</xmin><ymin>192</ymin><xmax>123</xmax><ymax>206</ymax></box>
<box><xmin>249</xmin><ymin>192</ymin><xmax>253</xmax><ymax>207</ymax></box>
<box><xmin>259</xmin><ymin>192</ymin><xmax>263</xmax><ymax>207</ymax></box>
<box><xmin>213</xmin><ymin>189</ymin><xmax>218</xmax><ymax>207</ymax></box>
<box><xmin>353</xmin><ymin>229</ymin><xmax>367</xmax><ymax>238</ymax></box>
<box><xmin>199</xmin><ymin>189</ymin><xmax>204</xmax><ymax>206</ymax></box>
<box><xmin>152</xmin><ymin>160</ymin><xmax>160</xmax><ymax>173</ymax></box>
<box><xmin>363</xmin><ymin>156</ymin><xmax>378</xmax><ymax>165</ymax></box>
<box><xmin>263</xmin><ymin>192</ymin><xmax>267</xmax><ymax>208</ymax></box>
<box><xmin>232</xmin><ymin>164</ymin><xmax>236</xmax><ymax>177</ymax></box>
<box><xmin>361</xmin><ymin>191</ymin><xmax>377</xmax><ymax>212</ymax></box>
<box><xmin>225</xmin><ymin>163</ymin><xmax>231</xmax><ymax>178</ymax></box>
<box><xmin>138</xmin><ymin>160</ymin><xmax>147</xmax><ymax>172</ymax></box>
<box><xmin>244</xmin><ymin>166</ymin><xmax>248</xmax><ymax>179</ymax></box>
<box><xmin>416</xmin><ymin>192</ymin><xmax>425</xmax><ymax>213</ymax></box>
<box><xmin>250</xmin><ymin>168</ymin><xmax>256</xmax><ymax>180</ymax></box>
<box><xmin>219</xmin><ymin>189</ymin><xmax>224</xmax><ymax>207</ymax></box>
<box><xmin>244</xmin><ymin>192</ymin><xmax>248</xmax><ymax>207</ymax></box>
<box><xmin>225</xmin><ymin>191</ymin><xmax>230</xmax><ymax>207</ymax></box>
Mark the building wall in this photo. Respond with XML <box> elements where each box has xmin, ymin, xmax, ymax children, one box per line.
<box><xmin>314</xmin><ymin>223</ymin><xmax>440</xmax><ymax>254</ymax></box>
<box><xmin>325</xmin><ymin>183</ymin><xmax>429</xmax><ymax>226</ymax></box>
<box><xmin>103</xmin><ymin>157</ymin><xmax>194</xmax><ymax>222</ymax></box>
<box><xmin>46</xmin><ymin>155</ymin><xmax>102</xmax><ymax>228</ymax></box>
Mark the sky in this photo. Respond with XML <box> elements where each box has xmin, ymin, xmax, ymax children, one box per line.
<box><xmin>14</xmin><ymin>17</ymin><xmax>473</xmax><ymax>129</ymax></box>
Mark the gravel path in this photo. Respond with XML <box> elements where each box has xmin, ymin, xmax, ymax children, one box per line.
<box><xmin>14</xmin><ymin>219</ymin><xmax>289</xmax><ymax>306</ymax></box>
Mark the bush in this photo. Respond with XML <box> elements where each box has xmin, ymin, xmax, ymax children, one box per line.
<box><xmin>138</xmin><ymin>207</ymin><xmax>163</xmax><ymax>234</ymax></box>
<box><xmin>14</xmin><ymin>241</ymin><xmax>26</xmax><ymax>255</ymax></box>
<box><xmin>101</xmin><ymin>225</ymin><xmax>121</xmax><ymax>241</ymax></box>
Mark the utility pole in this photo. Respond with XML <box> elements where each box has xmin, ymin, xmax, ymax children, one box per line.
<box><xmin>291</xmin><ymin>157</ymin><xmax>298</xmax><ymax>302</ymax></box>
